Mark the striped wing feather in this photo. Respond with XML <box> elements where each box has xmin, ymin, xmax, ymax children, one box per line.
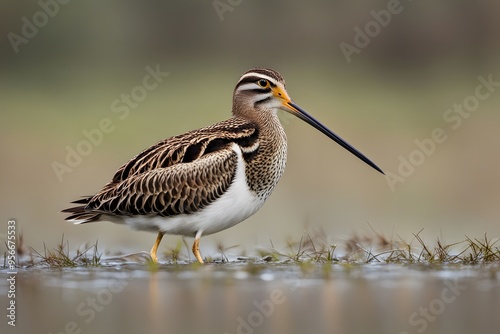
<box><xmin>112</xmin><ymin>118</ymin><xmax>257</xmax><ymax>182</ymax></box>
<box><xmin>88</xmin><ymin>147</ymin><xmax>238</xmax><ymax>216</ymax></box>
<box><xmin>63</xmin><ymin>118</ymin><xmax>259</xmax><ymax>221</ymax></box>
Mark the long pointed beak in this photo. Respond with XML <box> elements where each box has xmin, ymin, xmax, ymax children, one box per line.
<box><xmin>286</xmin><ymin>101</ymin><xmax>384</xmax><ymax>175</ymax></box>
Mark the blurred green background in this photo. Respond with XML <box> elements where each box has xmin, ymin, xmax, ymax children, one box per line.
<box><xmin>1</xmin><ymin>0</ymin><xmax>499</xmax><ymax>257</ymax></box>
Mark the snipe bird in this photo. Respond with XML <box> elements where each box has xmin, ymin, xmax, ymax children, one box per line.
<box><xmin>62</xmin><ymin>68</ymin><xmax>384</xmax><ymax>263</ymax></box>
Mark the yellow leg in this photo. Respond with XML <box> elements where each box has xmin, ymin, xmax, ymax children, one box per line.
<box><xmin>192</xmin><ymin>231</ymin><xmax>204</xmax><ymax>264</ymax></box>
<box><xmin>150</xmin><ymin>232</ymin><xmax>164</xmax><ymax>263</ymax></box>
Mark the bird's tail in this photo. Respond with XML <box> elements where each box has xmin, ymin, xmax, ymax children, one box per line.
<box><xmin>61</xmin><ymin>196</ymin><xmax>101</xmax><ymax>224</ymax></box>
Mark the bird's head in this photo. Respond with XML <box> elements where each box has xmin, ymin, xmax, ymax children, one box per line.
<box><xmin>232</xmin><ymin>67</ymin><xmax>384</xmax><ymax>174</ymax></box>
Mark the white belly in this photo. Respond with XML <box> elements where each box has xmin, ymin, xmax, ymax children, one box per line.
<box><xmin>117</xmin><ymin>143</ymin><xmax>266</xmax><ymax>237</ymax></box>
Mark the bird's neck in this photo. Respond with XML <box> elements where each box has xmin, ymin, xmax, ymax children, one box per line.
<box><xmin>239</xmin><ymin>108</ymin><xmax>288</xmax><ymax>199</ymax></box>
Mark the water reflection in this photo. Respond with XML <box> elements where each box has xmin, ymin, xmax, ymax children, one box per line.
<box><xmin>3</xmin><ymin>263</ymin><xmax>499</xmax><ymax>334</ymax></box>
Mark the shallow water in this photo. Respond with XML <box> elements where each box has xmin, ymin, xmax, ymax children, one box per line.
<box><xmin>1</xmin><ymin>260</ymin><xmax>500</xmax><ymax>334</ymax></box>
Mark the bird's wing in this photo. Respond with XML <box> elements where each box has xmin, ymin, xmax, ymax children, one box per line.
<box><xmin>86</xmin><ymin>146</ymin><xmax>239</xmax><ymax>217</ymax></box>
<box><xmin>67</xmin><ymin>118</ymin><xmax>261</xmax><ymax>218</ymax></box>
<box><xmin>110</xmin><ymin>118</ymin><xmax>259</xmax><ymax>183</ymax></box>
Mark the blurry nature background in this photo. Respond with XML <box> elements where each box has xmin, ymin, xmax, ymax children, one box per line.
<box><xmin>1</xmin><ymin>0</ymin><xmax>499</xmax><ymax>257</ymax></box>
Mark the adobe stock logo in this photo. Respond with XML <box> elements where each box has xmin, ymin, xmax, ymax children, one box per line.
<box><xmin>399</xmin><ymin>279</ymin><xmax>466</xmax><ymax>334</ymax></box>
<box><xmin>7</xmin><ymin>0</ymin><xmax>72</xmax><ymax>54</ymax></box>
<box><xmin>385</xmin><ymin>74</ymin><xmax>499</xmax><ymax>192</ymax></box>
<box><xmin>339</xmin><ymin>0</ymin><xmax>405</xmax><ymax>64</ymax></box>
<box><xmin>212</xmin><ymin>0</ymin><xmax>244</xmax><ymax>21</ymax></box>
<box><xmin>224</xmin><ymin>289</ymin><xmax>286</xmax><ymax>334</ymax></box>
<box><xmin>52</xmin><ymin>65</ymin><xmax>169</xmax><ymax>182</ymax></box>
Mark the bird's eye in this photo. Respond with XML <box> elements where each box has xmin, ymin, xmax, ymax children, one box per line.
<box><xmin>258</xmin><ymin>79</ymin><xmax>268</xmax><ymax>88</ymax></box>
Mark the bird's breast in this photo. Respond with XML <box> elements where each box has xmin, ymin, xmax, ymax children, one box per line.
<box><xmin>242</xmin><ymin>129</ymin><xmax>287</xmax><ymax>200</ymax></box>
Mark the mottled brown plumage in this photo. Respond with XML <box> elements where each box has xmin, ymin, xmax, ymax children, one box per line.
<box><xmin>64</xmin><ymin>119</ymin><xmax>262</xmax><ymax>222</ymax></box>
